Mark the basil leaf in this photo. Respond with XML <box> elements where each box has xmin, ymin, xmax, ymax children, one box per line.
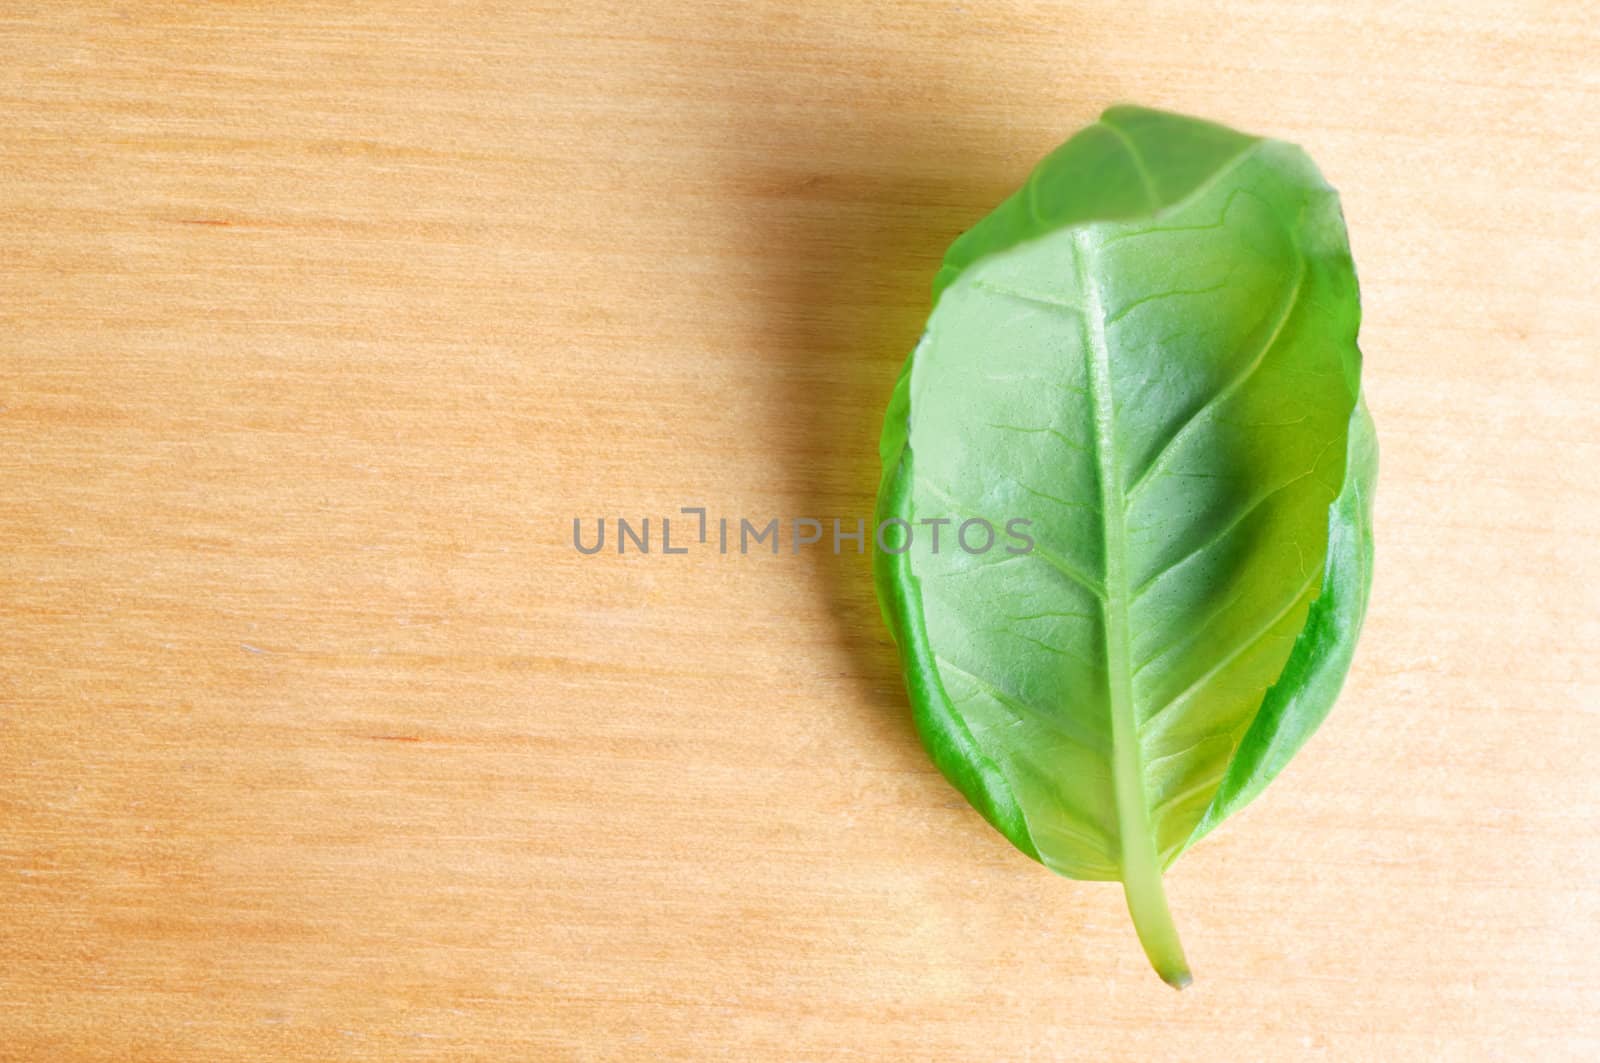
<box><xmin>875</xmin><ymin>106</ymin><xmax>1375</xmax><ymax>987</ymax></box>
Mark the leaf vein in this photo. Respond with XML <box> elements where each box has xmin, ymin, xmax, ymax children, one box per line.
<box><xmin>1131</xmin><ymin>466</ymin><xmax>1318</xmax><ymax>600</ymax></box>
<box><xmin>934</xmin><ymin>653</ymin><xmax>1106</xmax><ymax>755</ymax></box>
<box><xmin>1097</xmin><ymin>116</ymin><xmax>1161</xmax><ymax>208</ymax></box>
<box><xmin>1104</xmin><ymin>280</ymin><xmax>1229</xmax><ymax>327</ymax></box>
<box><xmin>984</xmin><ymin>422</ymin><xmax>1091</xmax><ymax>455</ymax></box>
<box><xmin>969</xmin><ymin>278</ymin><xmax>1085</xmax><ymax>315</ymax></box>
<box><xmin>1125</xmin><ymin>257</ymin><xmax>1307</xmax><ymax>503</ymax></box>
<box><xmin>1142</xmin><ymin>567</ymin><xmax>1322</xmax><ymax>730</ymax></box>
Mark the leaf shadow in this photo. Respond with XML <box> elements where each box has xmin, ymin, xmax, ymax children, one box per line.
<box><xmin>723</xmin><ymin>111</ymin><xmax>1024</xmax><ymax>769</ymax></box>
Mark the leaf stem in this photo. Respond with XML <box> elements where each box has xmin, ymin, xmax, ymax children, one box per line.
<box><xmin>1120</xmin><ymin>853</ymin><xmax>1192</xmax><ymax>989</ymax></box>
<box><xmin>1076</xmin><ymin>229</ymin><xmax>1193</xmax><ymax>990</ymax></box>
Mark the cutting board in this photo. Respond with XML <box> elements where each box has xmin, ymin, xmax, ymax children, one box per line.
<box><xmin>3</xmin><ymin>3</ymin><xmax>1596</xmax><ymax>1059</ymax></box>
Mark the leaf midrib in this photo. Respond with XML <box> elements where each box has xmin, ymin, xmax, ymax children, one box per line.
<box><xmin>1073</xmin><ymin>226</ymin><xmax>1187</xmax><ymax>978</ymax></box>
<box><xmin>1072</xmin><ymin>229</ymin><xmax>1149</xmax><ymax>874</ymax></box>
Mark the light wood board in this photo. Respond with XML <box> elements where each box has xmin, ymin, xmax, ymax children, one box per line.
<box><xmin>3</xmin><ymin>2</ymin><xmax>1597</xmax><ymax>1059</ymax></box>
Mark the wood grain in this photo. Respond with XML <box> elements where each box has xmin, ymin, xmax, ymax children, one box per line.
<box><xmin>2</xmin><ymin>2</ymin><xmax>1596</xmax><ymax>1059</ymax></box>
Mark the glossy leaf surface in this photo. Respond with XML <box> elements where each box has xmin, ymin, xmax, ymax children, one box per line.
<box><xmin>875</xmin><ymin>107</ymin><xmax>1376</xmax><ymax>986</ymax></box>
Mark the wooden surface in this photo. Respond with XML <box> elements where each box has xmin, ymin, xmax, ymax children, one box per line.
<box><xmin>3</xmin><ymin>3</ymin><xmax>1597</xmax><ymax>1059</ymax></box>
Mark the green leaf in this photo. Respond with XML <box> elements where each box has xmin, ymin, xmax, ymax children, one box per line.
<box><xmin>875</xmin><ymin>106</ymin><xmax>1376</xmax><ymax>987</ymax></box>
